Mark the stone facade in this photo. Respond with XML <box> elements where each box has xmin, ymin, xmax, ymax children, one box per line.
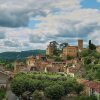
<box><xmin>46</xmin><ymin>45</ymin><xmax>54</xmax><ymax>56</ymax></box>
<box><xmin>96</xmin><ymin>46</ymin><xmax>100</xmax><ymax>53</ymax></box>
<box><xmin>63</xmin><ymin>46</ymin><xmax>78</xmax><ymax>57</ymax></box>
<box><xmin>14</xmin><ymin>61</ymin><xmax>26</xmax><ymax>73</ymax></box>
<box><xmin>63</xmin><ymin>40</ymin><xmax>83</xmax><ymax>57</ymax></box>
<box><xmin>26</xmin><ymin>56</ymin><xmax>36</xmax><ymax>68</ymax></box>
<box><xmin>78</xmin><ymin>40</ymin><xmax>83</xmax><ymax>51</ymax></box>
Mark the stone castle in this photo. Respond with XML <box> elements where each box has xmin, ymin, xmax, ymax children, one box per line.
<box><xmin>46</xmin><ymin>39</ymin><xmax>83</xmax><ymax>57</ymax></box>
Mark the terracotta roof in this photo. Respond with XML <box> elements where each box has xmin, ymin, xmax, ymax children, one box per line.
<box><xmin>81</xmin><ymin>80</ymin><xmax>100</xmax><ymax>93</ymax></box>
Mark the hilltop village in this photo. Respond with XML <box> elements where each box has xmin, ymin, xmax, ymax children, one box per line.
<box><xmin>0</xmin><ymin>39</ymin><xmax>100</xmax><ymax>100</ymax></box>
<box><xmin>13</xmin><ymin>39</ymin><xmax>84</xmax><ymax>74</ymax></box>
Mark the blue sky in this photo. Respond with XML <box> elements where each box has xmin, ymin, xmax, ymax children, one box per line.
<box><xmin>0</xmin><ymin>0</ymin><xmax>100</xmax><ymax>52</ymax></box>
<box><xmin>81</xmin><ymin>0</ymin><xmax>100</xmax><ymax>9</ymax></box>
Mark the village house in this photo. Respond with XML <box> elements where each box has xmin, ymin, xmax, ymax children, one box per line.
<box><xmin>14</xmin><ymin>61</ymin><xmax>26</xmax><ymax>73</ymax></box>
<box><xmin>65</xmin><ymin>64</ymin><xmax>81</xmax><ymax>77</ymax></box>
<box><xmin>36</xmin><ymin>55</ymin><xmax>47</xmax><ymax>61</ymax></box>
<box><xmin>78</xmin><ymin>79</ymin><xmax>100</xmax><ymax>100</ymax></box>
<box><xmin>45</xmin><ymin>62</ymin><xmax>66</xmax><ymax>72</ymax></box>
<box><xmin>26</xmin><ymin>56</ymin><xmax>36</xmax><ymax>68</ymax></box>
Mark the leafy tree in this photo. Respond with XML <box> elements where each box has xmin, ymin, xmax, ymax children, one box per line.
<box><xmin>44</xmin><ymin>84</ymin><xmax>65</xmax><ymax>100</ymax></box>
<box><xmin>62</xmin><ymin>81</ymin><xmax>74</xmax><ymax>95</ymax></box>
<box><xmin>0</xmin><ymin>89</ymin><xmax>6</xmax><ymax>100</ymax></box>
<box><xmin>74</xmin><ymin>84</ymin><xmax>84</xmax><ymax>95</ymax></box>
<box><xmin>89</xmin><ymin>40</ymin><xmax>96</xmax><ymax>50</ymax></box>
<box><xmin>6</xmin><ymin>63</ymin><xmax>14</xmax><ymax>70</ymax></box>
<box><xmin>50</xmin><ymin>41</ymin><xmax>58</xmax><ymax>50</ymax></box>
<box><xmin>60</xmin><ymin>42</ymin><xmax>68</xmax><ymax>50</ymax></box>
<box><xmin>84</xmin><ymin>57</ymin><xmax>92</xmax><ymax>64</ymax></box>
<box><xmin>32</xmin><ymin>90</ymin><xmax>44</xmax><ymax>100</ymax></box>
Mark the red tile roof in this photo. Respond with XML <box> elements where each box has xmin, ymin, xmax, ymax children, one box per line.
<box><xmin>82</xmin><ymin>80</ymin><xmax>100</xmax><ymax>93</ymax></box>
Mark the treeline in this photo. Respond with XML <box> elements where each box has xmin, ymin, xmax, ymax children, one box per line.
<box><xmin>0</xmin><ymin>50</ymin><xmax>45</xmax><ymax>61</ymax></box>
<box><xmin>81</xmin><ymin>49</ymin><xmax>100</xmax><ymax>81</ymax></box>
<box><xmin>11</xmin><ymin>72</ymin><xmax>84</xmax><ymax>100</ymax></box>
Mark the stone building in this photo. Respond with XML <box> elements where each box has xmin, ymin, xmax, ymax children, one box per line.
<box><xmin>46</xmin><ymin>44</ymin><xmax>54</xmax><ymax>56</ymax></box>
<box><xmin>46</xmin><ymin>62</ymin><xmax>66</xmax><ymax>72</ymax></box>
<box><xmin>26</xmin><ymin>56</ymin><xmax>36</xmax><ymax>68</ymax></box>
<box><xmin>62</xmin><ymin>39</ymin><xmax>83</xmax><ymax>57</ymax></box>
<box><xmin>63</xmin><ymin>46</ymin><xmax>78</xmax><ymax>57</ymax></box>
<box><xmin>78</xmin><ymin>40</ymin><xmax>83</xmax><ymax>51</ymax></box>
<box><xmin>96</xmin><ymin>46</ymin><xmax>100</xmax><ymax>53</ymax></box>
<box><xmin>0</xmin><ymin>71</ymin><xmax>8</xmax><ymax>88</ymax></box>
<box><xmin>14</xmin><ymin>61</ymin><xmax>26</xmax><ymax>73</ymax></box>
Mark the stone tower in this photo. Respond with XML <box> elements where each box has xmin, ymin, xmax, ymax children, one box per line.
<box><xmin>46</xmin><ymin>45</ymin><xmax>54</xmax><ymax>56</ymax></box>
<box><xmin>78</xmin><ymin>40</ymin><xmax>83</xmax><ymax>51</ymax></box>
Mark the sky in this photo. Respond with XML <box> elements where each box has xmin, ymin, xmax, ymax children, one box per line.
<box><xmin>0</xmin><ymin>0</ymin><xmax>100</xmax><ymax>52</ymax></box>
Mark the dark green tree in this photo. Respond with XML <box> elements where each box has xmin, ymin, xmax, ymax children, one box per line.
<box><xmin>32</xmin><ymin>90</ymin><xmax>44</xmax><ymax>100</ymax></box>
<box><xmin>74</xmin><ymin>84</ymin><xmax>84</xmax><ymax>95</ymax></box>
<box><xmin>89</xmin><ymin>40</ymin><xmax>96</xmax><ymax>50</ymax></box>
<box><xmin>44</xmin><ymin>84</ymin><xmax>65</xmax><ymax>100</ymax></box>
<box><xmin>60</xmin><ymin>42</ymin><xmax>68</xmax><ymax>50</ymax></box>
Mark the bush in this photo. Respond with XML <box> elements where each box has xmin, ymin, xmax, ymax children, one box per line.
<box><xmin>44</xmin><ymin>84</ymin><xmax>65</xmax><ymax>100</ymax></box>
<box><xmin>0</xmin><ymin>89</ymin><xmax>6</xmax><ymax>100</ymax></box>
<box><xmin>32</xmin><ymin>90</ymin><xmax>44</xmax><ymax>100</ymax></box>
<box><xmin>75</xmin><ymin>95</ymin><xmax>97</xmax><ymax>100</ymax></box>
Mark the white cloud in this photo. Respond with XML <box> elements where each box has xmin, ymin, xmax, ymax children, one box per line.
<box><xmin>97</xmin><ymin>0</ymin><xmax>100</xmax><ymax>2</ymax></box>
<box><xmin>0</xmin><ymin>0</ymin><xmax>100</xmax><ymax>52</ymax></box>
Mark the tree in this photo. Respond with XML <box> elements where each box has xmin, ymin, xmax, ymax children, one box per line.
<box><xmin>60</xmin><ymin>42</ymin><xmax>68</xmax><ymax>50</ymax></box>
<box><xmin>6</xmin><ymin>63</ymin><xmax>14</xmax><ymax>71</ymax></box>
<box><xmin>89</xmin><ymin>40</ymin><xmax>96</xmax><ymax>50</ymax></box>
<box><xmin>0</xmin><ymin>89</ymin><xmax>6</xmax><ymax>100</ymax></box>
<box><xmin>32</xmin><ymin>90</ymin><xmax>44</xmax><ymax>100</ymax></box>
<box><xmin>50</xmin><ymin>41</ymin><xmax>59</xmax><ymax>55</ymax></box>
<box><xmin>74</xmin><ymin>84</ymin><xmax>84</xmax><ymax>95</ymax></box>
<box><xmin>44</xmin><ymin>84</ymin><xmax>65</xmax><ymax>100</ymax></box>
<box><xmin>50</xmin><ymin>41</ymin><xmax>58</xmax><ymax>49</ymax></box>
<box><xmin>62</xmin><ymin>82</ymin><xmax>74</xmax><ymax>95</ymax></box>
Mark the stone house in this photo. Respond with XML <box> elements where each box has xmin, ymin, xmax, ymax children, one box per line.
<box><xmin>14</xmin><ymin>61</ymin><xmax>26</xmax><ymax>73</ymax></box>
<box><xmin>77</xmin><ymin>79</ymin><xmax>100</xmax><ymax>100</ymax></box>
<box><xmin>65</xmin><ymin>64</ymin><xmax>80</xmax><ymax>77</ymax></box>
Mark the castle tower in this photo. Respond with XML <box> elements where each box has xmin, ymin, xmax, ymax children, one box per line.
<box><xmin>78</xmin><ymin>40</ymin><xmax>83</xmax><ymax>51</ymax></box>
<box><xmin>46</xmin><ymin>45</ymin><xmax>54</xmax><ymax>56</ymax></box>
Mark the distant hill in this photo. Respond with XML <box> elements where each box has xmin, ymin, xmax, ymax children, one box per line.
<box><xmin>0</xmin><ymin>50</ymin><xmax>46</xmax><ymax>61</ymax></box>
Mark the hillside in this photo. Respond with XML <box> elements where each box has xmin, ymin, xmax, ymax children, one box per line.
<box><xmin>0</xmin><ymin>50</ymin><xmax>46</xmax><ymax>61</ymax></box>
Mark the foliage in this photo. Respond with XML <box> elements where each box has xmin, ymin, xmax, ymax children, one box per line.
<box><xmin>5</xmin><ymin>63</ymin><xmax>14</xmax><ymax>70</ymax></box>
<box><xmin>60</xmin><ymin>42</ymin><xmax>68</xmax><ymax>50</ymax></box>
<box><xmin>11</xmin><ymin>72</ymin><xmax>83</xmax><ymax>99</ymax></box>
<box><xmin>0</xmin><ymin>50</ymin><xmax>45</xmax><ymax>61</ymax></box>
<box><xmin>81</xmin><ymin>47</ymin><xmax>100</xmax><ymax>81</ymax></box>
<box><xmin>44</xmin><ymin>84</ymin><xmax>65</xmax><ymax>100</ymax></box>
<box><xmin>89</xmin><ymin>40</ymin><xmax>96</xmax><ymax>50</ymax></box>
<box><xmin>74</xmin><ymin>84</ymin><xmax>84</xmax><ymax>95</ymax></box>
<box><xmin>32</xmin><ymin>90</ymin><xmax>44</xmax><ymax>100</ymax></box>
<box><xmin>75</xmin><ymin>95</ymin><xmax>97</xmax><ymax>100</ymax></box>
<box><xmin>0</xmin><ymin>89</ymin><xmax>6</xmax><ymax>100</ymax></box>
